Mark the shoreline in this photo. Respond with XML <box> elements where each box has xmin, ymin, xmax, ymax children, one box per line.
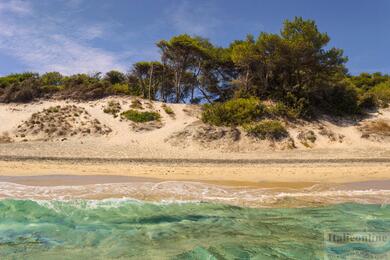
<box><xmin>0</xmin><ymin>174</ymin><xmax>389</xmax><ymax>208</ymax></box>
<box><xmin>2</xmin><ymin>155</ymin><xmax>390</xmax><ymax>165</ymax></box>
<box><xmin>1</xmin><ymin>157</ymin><xmax>390</xmax><ymax>186</ymax></box>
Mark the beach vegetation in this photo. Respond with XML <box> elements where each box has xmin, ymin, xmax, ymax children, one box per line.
<box><xmin>361</xmin><ymin>119</ymin><xmax>390</xmax><ymax>137</ymax></box>
<box><xmin>368</xmin><ymin>82</ymin><xmax>390</xmax><ymax>107</ymax></box>
<box><xmin>121</xmin><ymin>110</ymin><xmax>161</xmax><ymax>123</ymax></box>
<box><xmin>244</xmin><ymin>120</ymin><xmax>288</xmax><ymax>140</ymax></box>
<box><xmin>162</xmin><ymin>104</ymin><xmax>175</xmax><ymax>116</ymax></box>
<box><xmin>104</xmin><ymin>70</ymin><xmax>127</xmax><ymax>85</ymax></box>
<box><xmin>202</xmin><ymin>97</ymin><xmax>266</xmax><ymax>126</ymax></box>
<box><xmin>103</xmin><ymin>101</ymin><xmax>121</xmax><ymax>117</ymax></box>
<box><xmin>0</xmin><ymin>17</ymin><xmax>389</xmax><ymax>125</ymax></box>
<box><xmin>130</xmin><ymin>99</ymin><xmax>143</xmax><ymax>109</ymax></box>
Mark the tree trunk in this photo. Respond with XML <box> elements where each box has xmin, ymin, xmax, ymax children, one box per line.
<box><xmin>148</xmin><ymin>64</ymin><xmax>154</xmax><ymax>100</ymax></box>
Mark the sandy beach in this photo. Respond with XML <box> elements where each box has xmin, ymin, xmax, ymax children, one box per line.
<box><xmin>1</xmin><ymin>157</ymin><xmax>390</xmax><ymax>186</ymax></box>
<box><xmin>1</xmin><ymin>97</ymin><xmax>390</xmax><ymax>190</ymax></box>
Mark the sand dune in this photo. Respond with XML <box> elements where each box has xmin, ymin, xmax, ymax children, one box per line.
<box><xmin>1</xmin><ymin>97</ymin><xmax>390</xmax><ymax>160</ymax></box>
<box><xmin>1</xmin><ymin>97</ymin><xmax>390</xmax><ymax>187</ymax></box>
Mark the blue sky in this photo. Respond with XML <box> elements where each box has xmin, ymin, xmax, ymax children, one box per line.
<box><xmin>0</xmin><ymin>0</ymin><xmax>389</xmax><ymax>75</ymax></box>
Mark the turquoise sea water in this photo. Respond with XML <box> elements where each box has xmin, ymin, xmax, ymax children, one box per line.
<box><xmin>0</xmin><ymin>200</ymin><xmax>389</xmax><ymax>259</ymax></box>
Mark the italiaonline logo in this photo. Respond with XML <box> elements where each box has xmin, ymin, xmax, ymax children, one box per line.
<box><xmin>324</xmin><ymin>232</ymin><xmax>390</xmax><ymax>260</ymax></box>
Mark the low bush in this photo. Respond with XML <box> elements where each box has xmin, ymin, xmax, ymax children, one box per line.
<box><xmin>162</xmin><ymin>104</ymin><xmax>175</xmax><ymax>116</ymax></box>
<box><xmin>121</xmin><ymin>109</ymin><xmax>161</xmax><ymax>123</ymax></box>
<box><xmin>243</xmin><ymin>120</ymin><xmax>288</xmax><ymax>140</ymax></box>
<box><xmin>202</xmin><ymin>97</ymin><xmax>266</xmax><ymax>126</ymax></box>
<box><xmin>266</xmin><ymin>102</ymin><xmax>299</xmax><ymax>119</ymax></box>
<box><xmin>310</xmin><ymin>83</ymin><xmax>360</xmax><ymax>116</ymax></box>
<box><xmin>369</xmin><ymin>82</ymin><xmax>390</xmax><ymax>107</ymax></box>
<box><xmin>0</xmin><ymin>78</ymin><xmax>42</xmax><ymax>103</ymax></box>
<box><xmin>41</xmin><ymin>84</ymin><xmax>64</xmax><ymax>94</ymax></box>
<box><xmin>358</xmin><ymin>93</ymin><xmax>378</xmax><ymax>110</ymax></box>
<box><xmin>103</xmin><ymin>101</ymin><xmax>121</xmax><ymax>117</ymax></box>
<box><xmin>109</xmin><ymin>83</ymin><xmax>131</xmax><ymax>95</ymax></box>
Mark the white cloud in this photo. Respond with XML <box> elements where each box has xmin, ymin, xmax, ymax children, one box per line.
<box><xmin>0</xmin><ymin>0</ymin><xmax>32</xmax><ymax>15</ymax></box>
<box><xmin>0</xmin><ymin>1</ymin><xmax>126</xmax><ymax>75</ymax></box>
<box><xmin>168</xmin><ymin>0</ymin><xmax>220</xmax><ymax>36</ymax></box>
<box><xmin>2</xmin><ymin>33</ymin><xmax>125</xmax><ymax>74</ymax></box>
<box><xmin>77</xmin><ymin>24</ymin><xmax>105</xmax><ymax>40</ymax></box>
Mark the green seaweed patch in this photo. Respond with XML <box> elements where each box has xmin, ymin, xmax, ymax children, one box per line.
<box><xmin>121</xmin><ymin>109</ymin><xmax>161</xmax><ymax>123</ymax></box>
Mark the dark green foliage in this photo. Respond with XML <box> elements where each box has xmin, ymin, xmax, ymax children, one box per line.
<box><xmin>41</xmin><ymin>72</ymin><xmax>63</xmax><ymax>86</ymax></box>
<box><xmin>229</xmin><ymin>17</ymin><xmax>351</xmax><ymax>116</ymax></box>
<box><xmin>0</xmin><ymin>72</ymin><xmax>38</xmax><ymax>89</ymax></box>
<box><xmin>121</xmin><ymin>110</ymin><xmax>161</xmax><ymax>123</ymax></box>
<box><xmin>350</xmin><ymin>72</ymin><xmax>390</xmax><ymax>91</ymax></box>
<box><xmin>368</xmin><ymin>82</ymin><xmax>390</xmax><ymax>107</ymax></box>
<box><xmin>61</xmin><ymin>74</ymin><xmax>111</xmax><ymax>100</ymax></box>
<box><xmin>0</xmin><ymin>77</ymin><xmax>42</xmax><ymax>103</ymax></box>
<box><xmin>104</xmin><ymin>70</ymin><xmax>127</xmax><ymax>85</ymax></box>
<box><xmin>109</xmin><ymin>83</ymin><xmax>131</xmax><ymax>95</ymax></box>
<box><xmin>244</xmin><ymin>120</ymin><xmax>288</xmax><ymax>140</ymax></box>
<box><xmin>309</xmin><ymin>83</ymin><xmax>360</xmax><ymax>116</ymax></box>
<box><xmin>266</xmin><ymin>102</ymin><xmax>298</xmax><ymax>119</ymax></box>
<box><xmin>358</xmin><ymin>93</ymin><xmax>378</xmax><ymax>110</ymax></box>
<box><xmin>202</xmin><ymin>97</ymin><xmax>266</xmax><ymax>126</ymax></box>
<box><xmin>0</xmin><ymin>17</ymin><xmax>387</xmax><ymax>119</ymax></box>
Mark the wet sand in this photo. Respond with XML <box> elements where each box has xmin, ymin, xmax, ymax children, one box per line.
<box><xmin>0</xmin><ymin>175</ymin><xmax>158</xmax><ymax>186</ymax></box>
<box><xmin>0</xmin><ymin>174</ymin><xmax>390</xmax><ymax>208</ymax></box>
<box><xmin>1</xmin><ymin>158</ymin><xmax>390</xmax><ymax>187</ymax></box>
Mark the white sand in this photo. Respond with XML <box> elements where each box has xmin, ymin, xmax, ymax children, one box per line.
<box><xmin>1</xmin><ymin>97</ymin><xmax>390</xmax><ymax>160</ymax></box>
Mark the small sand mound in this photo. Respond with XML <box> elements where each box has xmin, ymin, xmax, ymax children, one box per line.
<box><xmin>182</xmin><ymin>105</ymin><xmax>202</xmax><ymax>118</ymax></box>
<box><xmin>317</xmin><ymin>126</ymin><xmax>344</xmax><ymax>143</ymax></box>
<box><xmin>0</xmin><ymin>132</ymin><xmax>13</xmax><ymax>143</ymax></box>
<box><xmin>130</xmin><ymin>121</ymin><xmax>164</xmax><ymax>132</ymax></box>
<box><xmin>297</xmin><ymin>130</ymin><xmax>317</xmax><ymax>148</ymax></box>
<box><xmin>167</xmin><ymin>121</ymin><xmax>241</xmax><ymax>150</ymax></box>
<box><xmin>14</xmin><ymin>105</ymin><xmax>112</xmax><ymax>141</ymax></box>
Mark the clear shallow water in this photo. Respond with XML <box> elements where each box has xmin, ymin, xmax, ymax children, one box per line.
<box><xmin>1</xmin><ymin>181</ymin><xmax>390</xmax><ymax>207</ymax></box>
<box><xmin>0</xmin><ymin>200</ymin><xmax>390</xmax><ymax>259</ymax></box>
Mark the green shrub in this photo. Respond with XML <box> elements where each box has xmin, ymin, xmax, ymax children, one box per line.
<box><xmin>0</xmin><ymin>72</ymin><xmax>38</xmax><ymax>89</ymax></box>
<box><xmin>162</xmin><ymin>104</ymin><xmax>175</xmax><ymax>116</ymax></box>
<box><xmin>41</xmin><ymin>85</ymin><xmax>64</xmax><ymax>93</ymax></box>
<box><xmin>103</xmin><ymin>101</ymin><xmax>121</xmax><ymax>117</ymax></box>
<box><xmin>109</xmin><ymin>83</ymin><xmax>130</xmax><ymax>95</ymax></box>
<box><xmin>244</xmin><ymin>120</ymin><xmax>288</xmax><ymax>140</ymax></box>
<box><xmin>310</xmin><ymin>83</ymin><xmax>360</xmax><ymax>116</ymax></box>
<box><xmin>121</xmin><ymin>109</ymin><xmax>160</xmax><ymax>123</ymax></box>
<box><xmin>266</xmin><ymin>102</ymin><xmax>298</xmax><ymax>119</ymax></box>
<box><xmin>369</xmin><ymin>82</ymin><xmax>390</xmax><ymax>107</ymax></box>
<box><xmin>202</xmin><ymin>97</ymin><xmax>266</xmax><ymax>126</ymax></box>
<box><xmin>0</xmin><ymin>78</ymin><xmax>42</xmax><ymax>103</ymax></box>
<box><xmin>358</xmin><ymin>93</ymin><xmax>378</xmax><ymax>110</ymax></box>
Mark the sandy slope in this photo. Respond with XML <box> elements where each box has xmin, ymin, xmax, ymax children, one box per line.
<box><xmin>1</xmin><ymin>159</ymin><xmax>390</xmax><ymax>185</ymax></box>
<box><xmin>0</xmin><ymin>97</ymin><xmax>390</xmax><ymax>186</ymax></box>
<box><xmin>1</xmin><ymin>97</ymin><xmax>390</xmax><ymax>160</ymax></box>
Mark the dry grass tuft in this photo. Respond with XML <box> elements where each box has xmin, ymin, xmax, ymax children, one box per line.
<box><xmin>14</xmin><ymin>105</ymin><xmax>112</xmax><ymax>141</ymax></box>
<box><xmin>361</xmin><ymin>119</ymin><xmax>390</xmax><ymax>138</ymax></box>
<box><xmin>130</xmin><ymin>99</ymin><xmax>143</xmax><ymax>110</ymax></box>
<box><xmin>0</xmin><ymin>132</ymin><xmax>13</xmax><ymax>143</ymax></box>
<box><xmin>103</xmin><ymin>101</ymin><xmax>121</xmax><ymax>117</ymax></box>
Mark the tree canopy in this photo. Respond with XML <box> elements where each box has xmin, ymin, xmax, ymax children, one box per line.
<box><xmin>1</xmin><ymin>17</ymin><xmax>389</xmax><ymax>117</ymax></box>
